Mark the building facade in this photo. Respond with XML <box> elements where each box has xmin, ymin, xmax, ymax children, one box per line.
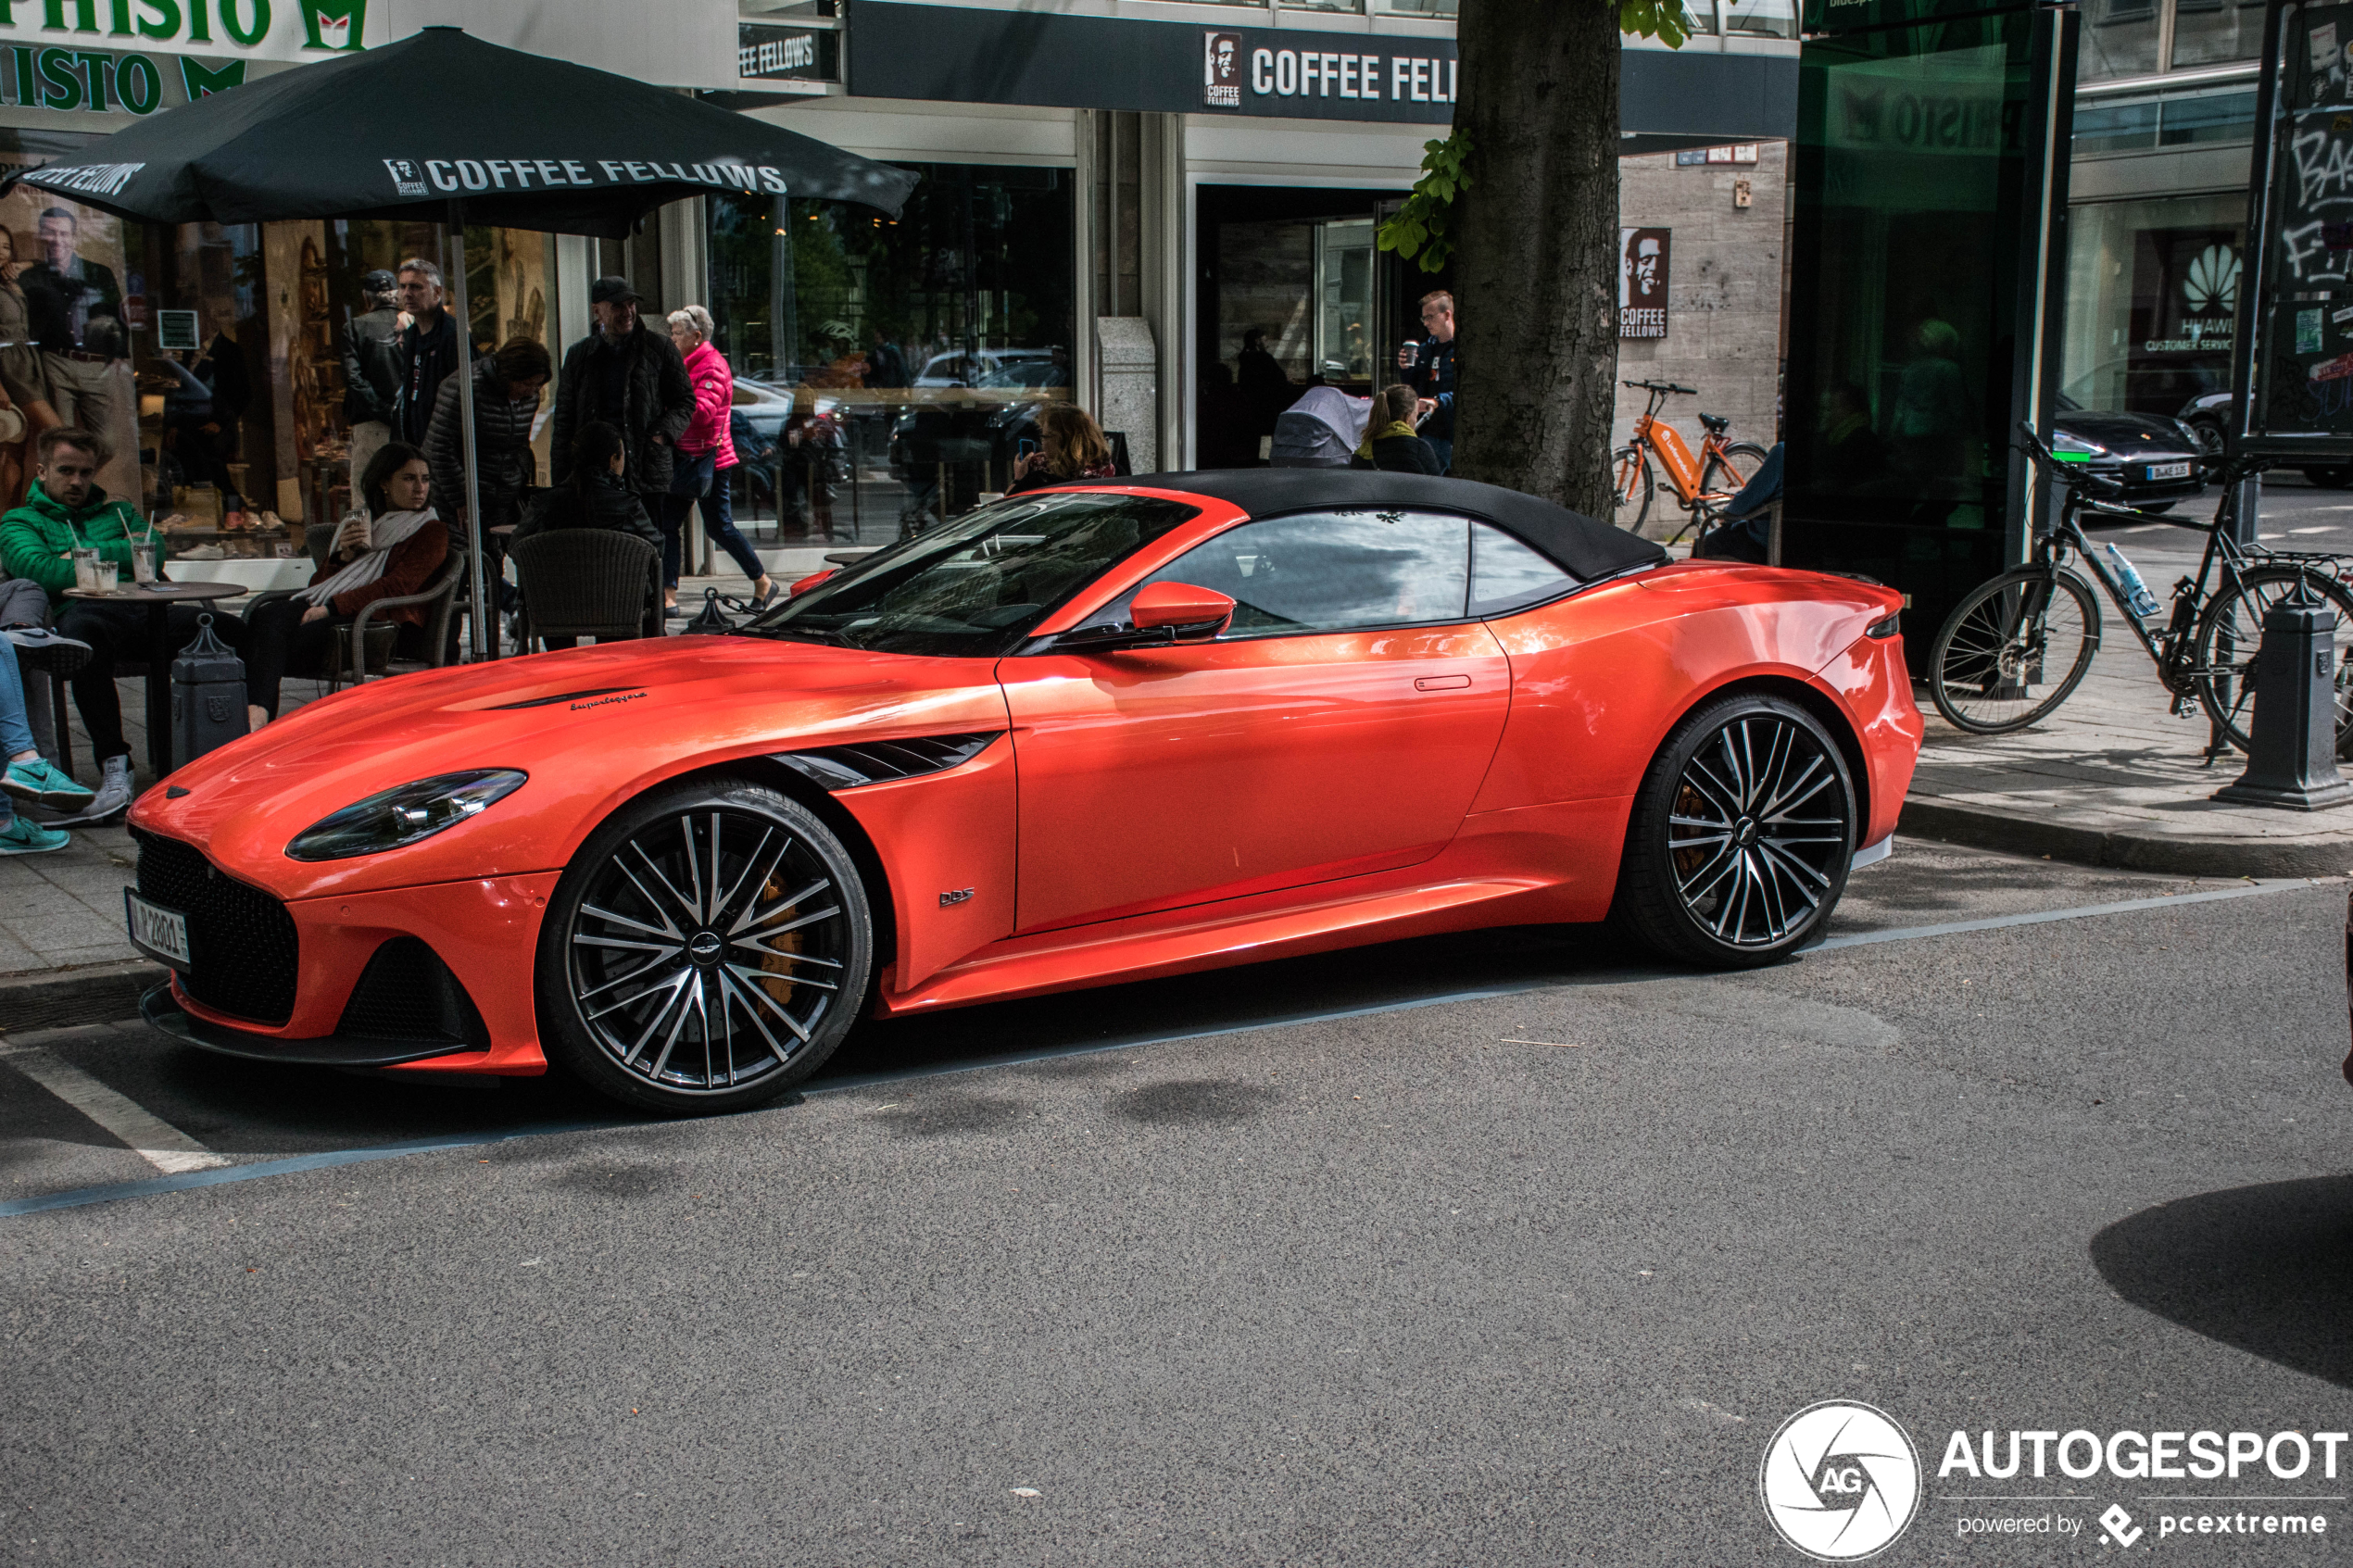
<box><xmin>0</xmin><ymin>0</ymin><xmax>1803</xmax><ymax>562</ymax></box>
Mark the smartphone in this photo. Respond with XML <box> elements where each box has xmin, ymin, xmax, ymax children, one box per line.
<box><xmin>1016</xmin><ymin>437</ymin><xmax>1039</xmax><ymax>460</ymax></box>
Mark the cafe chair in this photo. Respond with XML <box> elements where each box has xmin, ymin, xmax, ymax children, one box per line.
<box><xmin>509</xmin><ymin>531</ymin><xmax>660</xmax><ymax>652</ymax></box>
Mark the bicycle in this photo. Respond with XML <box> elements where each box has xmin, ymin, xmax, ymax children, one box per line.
<box><xmin>1925</xmin><ymin>424</ymin><xmax>2353</xmax><ymax>755</ymax></box>
<box><xmin>1610</xmin><ymin>380</ymin><xmax>1770</xmax><ymax>544</ymax></box>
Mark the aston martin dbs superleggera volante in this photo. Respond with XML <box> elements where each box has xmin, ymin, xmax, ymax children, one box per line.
<box><xmin>125</xmin><ymin>470</ymin><xmax>1919</xmax><ymax>1112</ymax></box>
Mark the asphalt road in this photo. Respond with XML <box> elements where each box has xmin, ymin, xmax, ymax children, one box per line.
<box><xmin>2</xmin><ymin>838</ymin><xmax>2348</xmax><ymax>1566</ymax></box>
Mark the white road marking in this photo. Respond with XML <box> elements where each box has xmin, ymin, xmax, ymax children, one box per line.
<box><xmin>2291</xmin><ymin>526</ymin><xmax>2337</xmax><ymax>534</ymax></box>
<box><xmin>2259</xmin><ymin>533</ymin><xmax>2286</xmax><ymax>540</ymax></box>
<box><xmin>1</xmin><ymin>1047</ymin><xmax>229</xmax><ymax>1174</ymax></box>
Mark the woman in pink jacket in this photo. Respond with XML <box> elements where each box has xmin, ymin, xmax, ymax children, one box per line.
<box><xmin>663</xmin><ymin>306</ymin><xmax>774</xmax><ymax>614</ymax></box>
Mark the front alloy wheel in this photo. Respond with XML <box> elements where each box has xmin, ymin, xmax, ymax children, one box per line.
<box><xmin>539</xmin><ymin>779</ymin><xmax>873</xmax><ymax>1112</ymax></box>
<box><xmin>1614</xmin><ymin>694</ymin><xmax>1856</xmax><ymax>967</ymax></box>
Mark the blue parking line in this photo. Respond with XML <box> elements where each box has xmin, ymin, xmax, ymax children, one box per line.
<box><xmin>0</xmin><ymin>875</ymin><xmax>2316</xmax><ymax>1219</ymax></box>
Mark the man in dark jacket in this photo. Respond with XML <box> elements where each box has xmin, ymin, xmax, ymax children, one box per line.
<box><xmin>551</xmin><ymin>278</ymin><xmax>692</xmax><ymax>513</ymax></box>
<box><xmin>392</xmin><ymin>258</ymin><xmax>461</xmax><ymax>448</ymax></box>
<box><xmin>1397</xmin><ymin>289</ymin><xmax>1457</xmax><ymax>473</ymax></box>
<box><xmin>424</xmin><ymin>336</ymin><xmax>551</xmax><ymax>529</ymax></box>
<box><xmin>339</xmin><ymin>269</ymin><xmax>402</xmax><ymax>477</ymax></box>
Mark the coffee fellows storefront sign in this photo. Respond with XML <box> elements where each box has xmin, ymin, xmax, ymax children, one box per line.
<box><xmin>0</xmin><ymin>0</ymin><xmax>377</xmax><ymax>115</ymax></box>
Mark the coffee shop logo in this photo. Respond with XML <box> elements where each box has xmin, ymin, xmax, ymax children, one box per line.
<box><xmin>302</xmin><ymin>0</ymin><xmax>367</xmax><ymax>52</ymax></box>
<box><xmin>382</xmin><ymin>158</ymin><xmax>427</xmax><ymax>197</ymax></box>
<box><xmin>1203</xmin><ymin>31</ymin><xmax>1241</xmax><ymax>108</ymax></box>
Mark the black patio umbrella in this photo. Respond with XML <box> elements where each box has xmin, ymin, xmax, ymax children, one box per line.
<box><xmin>6</xmin><ymin>27</ymin><xmax>918</xmax><ymax>655</ymax></box>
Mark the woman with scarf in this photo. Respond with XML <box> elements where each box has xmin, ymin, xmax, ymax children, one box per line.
<box><xmin>243</xmin><ymin>442</ymin><xmax>447</xmax><ymax>730</ymax></box>
<box><xmin>1353</xmin><ymin>384</ymin><xmax>1442</xmax><ymax>474</ymax></box>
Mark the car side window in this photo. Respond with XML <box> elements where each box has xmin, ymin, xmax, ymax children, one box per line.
<box><xmin>1085</xmin><ymin>509</ymin><xmax>1472</xmax><ymax>636</ymax></box>
<box><xmin>1469</xmin><ymin>522</ymin><xmax>1578</xmax><ymax>617</ymax></box>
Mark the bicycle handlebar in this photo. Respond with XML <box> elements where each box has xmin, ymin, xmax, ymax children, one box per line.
<box><xmin>1622</xmin><ymin>379</ymin><xmax>1697</xmax><ymax>395</ymax></box>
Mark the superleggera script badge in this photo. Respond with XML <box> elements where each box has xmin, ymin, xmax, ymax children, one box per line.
<box><xmin>571</xmin><ymin>691</ymin><xmax>648</xmax><ymax>712</ymax></box>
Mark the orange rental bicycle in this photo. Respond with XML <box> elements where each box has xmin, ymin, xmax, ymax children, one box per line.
<box><xmin>1611</xmin><ymin>380</ymin><xmax>1770</xmax><ymax>545</ymax></box>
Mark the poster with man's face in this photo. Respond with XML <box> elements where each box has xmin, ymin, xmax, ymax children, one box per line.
<box><xmin>1204</xmin><ymin>31</ymin><xmax>1241</xmax><ymax>108</ymax></box>
<box><xmin>1619</xmin><ymin>226</ymin><xmax>1671</xmax><ymax>340</ymax></box>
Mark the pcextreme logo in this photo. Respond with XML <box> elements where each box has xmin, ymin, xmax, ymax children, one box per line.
<box><xmin>1760</xmin><ymin>1401</ymin><xmax>1923</xmax><ymax>1562</ymax></box>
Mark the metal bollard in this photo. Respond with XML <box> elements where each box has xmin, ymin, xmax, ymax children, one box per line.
<box><xmin>169</xmin><ymin>613</ymin><xmax>246</xmax><ymax>773</ymax></box>
<box><xmin>2213</xmin><ymin>590</ymin><xmax>2353</xmax><ymax>809</ymax></box>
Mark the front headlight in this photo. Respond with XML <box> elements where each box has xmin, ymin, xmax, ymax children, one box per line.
<box><xmin>285</xmin><ymin>770</ymin><xmax>527</xmax><ymax>862</ymax></box>
<box><xmin>2052</xmin><ymin>430</ymin><xmax>2108</xmax><ymax>458</ymax></box>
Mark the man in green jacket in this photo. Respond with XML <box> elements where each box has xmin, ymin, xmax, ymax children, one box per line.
<box><xmin>0</xmin><ymin>426</ymin><xmax>245</xmax><ymax>823</ymax></box>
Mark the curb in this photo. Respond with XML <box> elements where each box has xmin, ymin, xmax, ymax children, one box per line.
<box><xmin>0</xmin><ymin>959</ymin><xmax>165</xmax><ymax>1035</ymax></box>
<box><xmin>1899</xmin><ymin>798</ymin><xmax>2353</xmax><ymax>880</ymax></box>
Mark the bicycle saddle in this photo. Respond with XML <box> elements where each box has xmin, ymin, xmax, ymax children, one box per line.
<box><xmin>1698</xmin><ymin>413</ymin><xmax>1730</xmax><ymax>434</ymax></box>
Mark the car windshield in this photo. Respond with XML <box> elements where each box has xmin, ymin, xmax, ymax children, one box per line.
<box><xmin>740</xmin><ymin>490</ymin><xmax>1201</xmax><ymax>659</ymax></box>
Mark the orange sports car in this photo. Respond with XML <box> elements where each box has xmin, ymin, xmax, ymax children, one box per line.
<box><xmin>125</xmin><ymin>471</ymin><xmax>1919</xmax><ymax>1113</ymax></box>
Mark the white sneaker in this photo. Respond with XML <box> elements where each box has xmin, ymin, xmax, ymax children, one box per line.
<box><xmin>44</xmin><ymin>754</ymin><xmax>131</xmax><ymax>826</ymax></box>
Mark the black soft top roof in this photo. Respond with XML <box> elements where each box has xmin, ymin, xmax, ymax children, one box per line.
<box><xmin>1106</xmin><ymin>470</ymin><xmax>1668</xmax><ymax>582</ymax></box>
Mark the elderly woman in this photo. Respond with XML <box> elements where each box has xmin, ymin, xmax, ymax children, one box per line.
<box><xmin>244</xmin><ymin>442</ymin><xmax>447</xmax><ymax>730</ymax></box>
<box><xmin>662</xmin><ymin>305</ymin><xmax>772</xmax><ymax>612</ymax></box>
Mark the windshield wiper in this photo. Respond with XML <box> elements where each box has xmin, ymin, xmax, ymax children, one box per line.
<box><xmin>744</xmin><ymin>622</ymin><xmax>863</xmax><ymax>648</ymax></box>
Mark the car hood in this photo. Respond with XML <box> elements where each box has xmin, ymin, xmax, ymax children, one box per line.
<box><xmin>2054</xmin><ymin>409</ymin><xmax>2200</xmax><ymax>456</ymax></box>
<box><xmin>129</xmin><ymin>634</ymin><xmax>1010</xmax><ymax>899</ymax></box>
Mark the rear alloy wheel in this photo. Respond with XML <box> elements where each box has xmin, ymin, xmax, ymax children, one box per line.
<box><xmin>538</xmin><ymin>778</ymin><xmax>874</xmax><ymax>1113</ymax></box>
<box><xmin>1614</xmin><ymin>694</ymin><xmax>1856</xmax><ymax>968</ymax></box>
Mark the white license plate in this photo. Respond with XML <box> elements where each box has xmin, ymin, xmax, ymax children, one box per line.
<box><xmin>2145</xmin><ymin>460</ymin><xmax>2193</xmax><ymax>480</ymax></box>
<box><xmin>123</xmin><ymin>890</ymin><xmax>191</xmax><ymax>970</ymax></box>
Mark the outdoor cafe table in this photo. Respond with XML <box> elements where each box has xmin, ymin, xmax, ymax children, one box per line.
<box><xmin>61</xmin><ymin>579</ymin><xmax>244</xmax><ymax>779</ymax></box>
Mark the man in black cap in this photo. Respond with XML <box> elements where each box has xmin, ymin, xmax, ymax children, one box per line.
<box><xmin>339</xmin><ymin>268</ymin><xmax>402</xmax><ymax>480</ymax></box>
<box><xmin>550</xmin><ymin>277</ymin><xmax>692</xmax><ymax>511</ymax></box>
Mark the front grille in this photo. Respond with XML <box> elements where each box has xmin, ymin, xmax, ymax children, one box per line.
<box><xmin>132</xmin><ymin>828</ymin><xmax>299</xmax><ymax>1025</ymax></box>
<box><xmin>336</xmin><ymin>937</ymin><xmax>489</xmax><ymax>1050</ymax></box>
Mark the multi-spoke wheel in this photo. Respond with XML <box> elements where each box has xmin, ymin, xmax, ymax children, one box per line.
<box><xmin>537</xmin><ymin>779</ymin><xmax>874</xmax><ymax>1112</ymax></box>
<box><xmin>1928</xmin><ymin>567</ymin><xmax>2102</xmax><ymax>734</ymax></box>
<box><xmin>1614</xmin><ymin>693</ymin><xmax>1856</xmax><ymax>968</ymax></box>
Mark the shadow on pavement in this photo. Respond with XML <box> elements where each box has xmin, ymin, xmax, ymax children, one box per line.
<box><xmin>2089</xmin><ymin>1176</ymin><xmax>2353</xmax><ymax>1390</ymax></box>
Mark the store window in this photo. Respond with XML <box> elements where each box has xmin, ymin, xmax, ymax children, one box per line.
<box><xmin>2060</xmin><ymin>193</ymin><xmax>2246</xmax><ymax>416</ymax></box>
<box><xmin>706</xmin><ymin>163</ymin><xmax>1073</xmax><ymax>546</ymax></box>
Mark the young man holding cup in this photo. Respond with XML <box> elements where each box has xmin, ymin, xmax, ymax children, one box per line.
<box><xmin>0</xmin><ymin>426</ymin><xmax>245</xmax><ymax>823</ymax></box>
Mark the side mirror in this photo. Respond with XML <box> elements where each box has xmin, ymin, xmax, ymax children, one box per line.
<box><xmin>788</xmin><ymin>568</ymin><xmax>835</xmax><ymax>597</ymax></box>
<box><xmin>1129</xmin><ymin>581</ymin><xmax>1234</xmax><ymax>641</ymax></box>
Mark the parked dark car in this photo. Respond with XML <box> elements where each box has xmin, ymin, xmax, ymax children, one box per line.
<box><xmin>2052</xmin><ymin>400</ymin><xmax>2208</xmax><ymax>512</ymax></box>
<box><xmin>2179</xmin><ymin>390</ymin><xmax>2353</xmax><ymax>486</ymax></box>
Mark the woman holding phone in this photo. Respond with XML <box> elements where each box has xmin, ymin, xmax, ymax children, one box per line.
<box><xmin>1004</xmin><ymin>402</ymin><xmax>1117</xmax><ymax>496</ymax></box>
<box><xmin>243</xmin><ymin>441</ymin><xmax>447</xmax><ymax>730</ymax></box>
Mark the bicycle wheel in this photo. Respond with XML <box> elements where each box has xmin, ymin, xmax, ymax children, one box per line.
<box><xmin>2191</xmin><ymin>566</ymin><xmax>2353</xmax><ymax>755</ymax></box>
<box><xmin>1611</xmin><ymin>445</ymin><xmax>1655</xmax><ymax>534</ymax></box>
<box><xmin>1701</xmin><ymin>441</ymin><xmax>1769</xmax><ymax>495</ymax></box>
<box><xmin>1929</xmin><ymin>568</ymin><xmax>2103</xmax><ymax>734</ymax></box>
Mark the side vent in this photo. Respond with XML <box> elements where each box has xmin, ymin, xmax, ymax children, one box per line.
<box><xmin>774</xmin><ymin>732</ymin><xmax>1001</xmax><ymax>790</ymax></box>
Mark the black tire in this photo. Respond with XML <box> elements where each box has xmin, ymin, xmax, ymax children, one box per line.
<box><xmin>1929</xmin><ymin>567</ymin><xmax>2102</xmax><ymax>734</ymax></box>
<box><xmin>1613</xmin><ymin>693</ymin><xmax>1856</xmax><ymax>968</ymax></box>
<box><xmin>536</xmin><ymin>777</ymin><xmax>875</xmax><ymax>1114</ymax></box>
<box><xmin>1702</xmin><ymin>440</ymin><xmax>1769</xmax><ymax>495</ymax></box>
<box><xmin>2304</xmin><ymin>466</ymin><xmax>2353</xmax><ymax>489</ymax></box>
<box><xmin>1611</xmin><ymin>445</ymin><xmax>1655</xmax><ymax>535</ymax></box>
<box><xmin>2192</xmin><ymin>566</ymin><xmax>2353</xmax><ymax>757</ymax></box>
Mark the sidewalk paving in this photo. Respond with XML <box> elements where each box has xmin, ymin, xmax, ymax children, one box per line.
<box><xmin>1901</xmin><ymin>633</ymin><xmax>2353</xmax><ymax>878</ymax></box>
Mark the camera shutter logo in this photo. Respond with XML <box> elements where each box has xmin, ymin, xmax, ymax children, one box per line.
<box><xmin>383</xmin><ymin>158</ymin><xmax>427</xmax><ymax>198</ymax></box>
<box><xmin>1758</xmin><ymin>1400</ymin><xmax>1921</xmax><ymax>1562</ymax></box>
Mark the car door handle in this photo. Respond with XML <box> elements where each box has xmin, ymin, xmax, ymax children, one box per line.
<box><xmin>1415</xmin><ymin>674</ymin><xmax>1473</xmax><ymax>692</ymax></box>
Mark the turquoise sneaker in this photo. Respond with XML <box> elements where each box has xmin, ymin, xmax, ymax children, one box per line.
<box><xmin>2</xmin><ymin>758</ymin><xmax>94</xmax><ymax>810</ymax></box>
<box><xmin>0</xmin><ymin>814</ymin><xmax>69</xmax><ymax>855</ymax></box>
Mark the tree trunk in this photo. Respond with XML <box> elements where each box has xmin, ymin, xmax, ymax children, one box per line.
<box><xmin>1453</xmin><ymin>0</ymin><xmax>1620</xmax><ymax>519</ymax></box>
